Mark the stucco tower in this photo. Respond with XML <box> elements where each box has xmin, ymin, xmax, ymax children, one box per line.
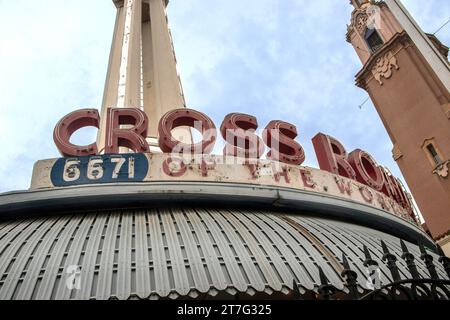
<box><xmin>98</xmin><ymin>0</ymin><xmax>191</xmax><ymax>153</ymax></box>
<box><xmin>347</xmin><ymin>0</ymin><xmax>450</xmax><ymax>254</ymax></box>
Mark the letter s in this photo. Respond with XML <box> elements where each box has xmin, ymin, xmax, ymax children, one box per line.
<box><xmin>263</xmin><ymin>120</ymin><xmax>305</xmax><ymax>165</ymax></box>
<box><xmin>220</xmin><ymin>113</ymin><xmax>265</xmax><ymax>159</ymax></box>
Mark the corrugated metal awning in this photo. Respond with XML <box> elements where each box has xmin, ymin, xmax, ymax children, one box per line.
<box><xmin>0</xmin><ymin>207</ymin><xmax>446</xmax><ymax>300</ymax></box>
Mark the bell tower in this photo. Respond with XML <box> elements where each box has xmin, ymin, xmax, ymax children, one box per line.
<box><xmin>347</xmin><ymin>0</ymin><xmax>450</xmax><ymax>254</ymax></box>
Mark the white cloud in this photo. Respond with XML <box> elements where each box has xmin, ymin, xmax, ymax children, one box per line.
<box><xmin>0</xmin><ymin>0</ymin><xmax>115</xmax><ymax>191</ymax></box>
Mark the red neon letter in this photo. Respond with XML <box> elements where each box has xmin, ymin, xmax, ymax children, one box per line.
<box><xmin>312</xmin><ymin>133</ymin><xmax>356</xmax><ymax>179</ymax></box>
<box><xmin>158</xmin><ymin>109</ymin><xmax>217</xmax><ymax>154</ymax></box>
<box><xmin>53</xmin><ymin>109</ymin><xmax>100</xmax><ymax>157</ymax></box>
<box><xmin>263</xmin><ymin>121</ymin><xmax>305</xmax><ymax>165</ymax></box>
<box><xmin>380</xmin><ymin>168</ymin><xmax>412</xmax><ymax>213</ymax></box>
<box><xmin>220</xmin><ymin>113</ymin><xmax>265</xmax><ymax>160</ymax></box>
<box><xmin>105</xmin><ymin>108</ymin><xmax>150</xmax><ymax>154</ymax></box>
<box><xmin>348</xmin><ymin>149</ymin><xmax>384</xmax><ymax>191</ymax></box>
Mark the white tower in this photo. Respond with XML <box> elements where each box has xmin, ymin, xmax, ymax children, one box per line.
<box><xmin>98</xmin><ymin>0</ymin><xmax>191</xmax><ymax>153</ymax></box>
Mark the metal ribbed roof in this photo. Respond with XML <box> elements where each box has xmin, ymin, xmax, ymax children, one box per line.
<box><xmin>0</xmin><ymin>207</ymin><xmax>446</xmax><ymax>300</ymax></box>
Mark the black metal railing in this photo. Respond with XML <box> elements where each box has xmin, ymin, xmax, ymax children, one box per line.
<box><xmin>293</xmin><ymin>240</ymin><xmax>450</xmax><ymax>300</ymax></box>
<box><xmin>359</xmin><ymin>278</ymin><xmax>450</xmax><ymax>300</ymax></box>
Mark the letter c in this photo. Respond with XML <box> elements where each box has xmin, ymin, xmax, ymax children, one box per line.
<box><xmin>53</xmin><ymin>109</ymin><xmax>100</xmax><ymax>157</ymax></box>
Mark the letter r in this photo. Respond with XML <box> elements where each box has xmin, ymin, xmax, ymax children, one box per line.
<box><xmin>105</xmin><ymin>108</ymin><xmax>150</xmax><ymax>154</ymax></box>
<box><xmin>312</xmin><ymin>133</ymin><xmax>356</xmax><ymax>180</ymax></box>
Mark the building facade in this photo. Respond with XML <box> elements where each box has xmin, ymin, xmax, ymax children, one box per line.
<box><xmin>347</xmin><ymin>0</ymin><xmax>450</xmax><ymax>255</ymax></box>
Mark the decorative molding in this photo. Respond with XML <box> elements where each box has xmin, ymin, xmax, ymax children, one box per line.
<box><xmin>372</xmin><ymin>51</ymin><xmax>400</xmax><ymax>85</ymax></box>
<box><xmin>114</xmin><ymin>0</ymin><xmax>169</xmax><ymax>8</ymax></box>
<box><xmin>433</xmin><ymin>160</ymin><xmax>450</xmax><ymax>179</ymax></box>
<box><xmin>421</xmin><ymin>138</ymin><xmax>449</xmax><ymax>178</ymax></box>
<box><xmin>437</xmin><ymin>232</ymin><xmax>450</xmax><ymax>245</ymax></box>
<box><xmin>356</xmin><ymin>13</ymin><xmax>369</xmax><ymax>34</ymax></box>
<box><xmin>347</xmin><ymin>2</ymin><xmax>386</xmax><ymax>42</ymax></box>
<box><xmin>346</xmin><ymin>10</ymin><xmax>361</xmax><ymax>42</ymax></box>
<box><xmin>356</xmin><ymin>31</ymin><xmax>409</xmax><ymax>89</ymax></box>
<box><xmin>426</xmin><ymin>33</ymin><xmax>449</xmax><ymax>60</ymax></box>
<box><xmin>421</xmin><ymin>137</ymin><xmax>435</xmax><ymax>149</ymax></box>
<box><xmin>347</xmin><ymin>8</ymin><xmax>368</xmax><ymax>42</ymax></box>
<box><xmin>392</xmin><ymin>144</ymin><xmax>403</xmax><ymax>161</ymax></box>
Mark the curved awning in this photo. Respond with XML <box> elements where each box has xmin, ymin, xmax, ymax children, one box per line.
<box><xmin>0</xmin><ymin>207</ymin><xmax>446</xmax><ymax>300</ymax></box>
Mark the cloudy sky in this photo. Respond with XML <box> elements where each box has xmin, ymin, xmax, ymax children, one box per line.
<box><xmin>0</xmin><ymin>0</ymin><xmax>449</xmax><ymax>193</ymax></box>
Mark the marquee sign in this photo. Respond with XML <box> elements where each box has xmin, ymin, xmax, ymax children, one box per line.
<box><xmin>30</xmin><ymin>106</ymin><xmax>417</xmax><ymax>224</ymax></box>
<box><xmin>32</xmin><ymin>153</ymin><xmax>415</xmax><ymax>223</ymax></box>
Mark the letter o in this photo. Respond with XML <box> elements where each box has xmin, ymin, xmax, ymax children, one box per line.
<box><xmin>348</xmin><ymin>149</ymin><xmax>384</xmax><ymax>191</ymax></box>
<box><xmin>163</xmin><ymin>157</ymin><xmax>187</xmax><ymax>177</ymax></box>
<box><xmin>158</xmin><ymin>109</ymin><xmax>217</xmax><ymax>154</ymax></box>
<box><xmin>359</xmin><ymin>186</ymin><xmax>374</xmax><ymax>203</ymax></box>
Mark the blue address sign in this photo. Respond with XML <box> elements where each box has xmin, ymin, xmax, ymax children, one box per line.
<box><xmin>51</xmin><ymin>154</ymin><xmax>149</xmax><ymax>187</ymax></box>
